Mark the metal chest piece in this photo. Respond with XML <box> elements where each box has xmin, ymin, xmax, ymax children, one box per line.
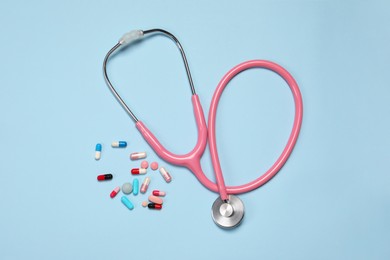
<box><xmin>211</xmin><ymin>195</ymin><xmax>245</xmax><ymax>229</ymax></box>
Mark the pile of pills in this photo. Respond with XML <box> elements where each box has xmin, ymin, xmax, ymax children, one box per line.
<box><xmin>95</xmin><ymin>141</ymin><xmax>172</xmax><ymax>211</ymax></box>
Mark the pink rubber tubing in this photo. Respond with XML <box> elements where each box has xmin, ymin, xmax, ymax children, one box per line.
<box><xmin>136</xmin><ymin>60</ymin><xmax>303</xmax><ymax>201</ymax></box>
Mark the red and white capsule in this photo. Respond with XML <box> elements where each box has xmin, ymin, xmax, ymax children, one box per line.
<box><xmin>110</xmin><ymin>186</ymin><xmax>120</xmax><ymax>198</ymax></box>
<box><xmin>140</xmin><ymin>177</ymin><xmax>150</xmax><ymax>194</ymax></box>
<box><xmin>159</xmin><ymin>167</ymin><xmax>172</xmax><ymax>183</ymax></box>
<box><xmin>130</xmin><ymin>152</ymin><xmax>147</xmax><ymax>160</ymax></box>
<box><xmin>131</xmin><ymin>168</ymin><xmax>147</xmax><ymax>175</ymax></box>
<box><xmin>152</xmin><ymin>190</ymin><xmax>166</xmax><ymax>196</ymax></box>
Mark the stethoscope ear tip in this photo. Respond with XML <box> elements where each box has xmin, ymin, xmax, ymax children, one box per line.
<box><xmin>211</xmin><ymin>195</ymin><xmax>245</xmax><ymax>229</ymax></box>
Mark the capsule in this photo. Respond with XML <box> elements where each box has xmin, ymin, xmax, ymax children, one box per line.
<box><xmin>97</xmin><ymin>174</ymin><xmax>113</xmax><ymax>181</ymax></box>
<box><xmin>159</xmin><ymin>167</ymin><xmax>172</xmax><ymax>183</ymax></box>
<box><xmin>148</xmin><ymin>203</ymin><xmax>162</xmax><ymax>210</ymax></box>
<box><xmin>110</xmin><ymin>186</ymin><xmax>120</xmax><ymax>198</ymax></box>
<box><xmin>152</xmin><ymin>190</ymin><xmax>166</xmax><ymax>196</ymax></box>
<box><xmin>95</xmin><ymin>143</ymin><xmax>102</xmax><ymax>160</ymax></box>
<box><xmin>148</xmin><ymin>195</ymin><xmax>163</xmax><ymax>205</ymax></box>
<box><xmin>140</xmin><ymin>177</ymin><xmax>150</xmax><ymax>194</ymax></box>
<box><xmin>130</xmin><ymin>152</ymin><xmax>147</xmax><ymax>160</ymax></box>
<box><xmin>133</xmin><ymin>178</ymin><xmax>139</xmax><ymax>196</ymax></box>
<box><xmin>111</xmin><ymin>141</ymin><xmax>127</xmax><ymax>148</ymax></box>
<box><xmin>121</xmin><ymin>196</ymin><xmax>134</xmax><ymax>210</ymax></box>
<box><xmin>131</xmin><ymin>168</ymin><xmax>147</xmax><ymax>175</ymax></box>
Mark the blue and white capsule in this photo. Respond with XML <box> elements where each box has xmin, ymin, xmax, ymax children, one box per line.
<box><xmin>95</xmin><ymin>143</ymin><xmax>102</xmax><ymax>160</ymax></box>
<box><xmin>111</xmin><ymin>141</ymin><xmax>127</xmax><ymax>148</ymax></box>
<box><xmin>121</xmin><ymin>196</ymin><xmax>134</xmax><ymax>210</ymax></box>
<box><xmin>133</xmin><ymin>178</ymin><xmax>139</xmax><ymax>196</ymax></box>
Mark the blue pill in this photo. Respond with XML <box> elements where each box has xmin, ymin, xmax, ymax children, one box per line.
<box><xmin>111</xmin><ymin>141</ymin><xmax>127</xmax><ymax>148</ymax></box>
<box><xmin>133</xmin><ymin>178</ymin><xmax>139</xmax><ymax>196</ymax></box>
<box><xmin>95</xmin><ymin>143</ymin><xmax>102</xmax><ymax>151</ymax></box>
<box><xmin>121</xmin><ymin>196</ymin><xmax>134</xmax><ymax>210</ymax></box>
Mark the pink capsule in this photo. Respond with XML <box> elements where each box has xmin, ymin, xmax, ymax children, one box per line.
<box><xmin>150</xmin><ymin>162</ymin><xmax>159</xmax><ymax>171</ymax></box>
<box><xmin>110</xmin><ymin>186</ymin><xmax>120</xmax><ymax>198</ymax></box>
<box><xmin>140</xmin><ymin>177</ymin><xmax>150</xmax><ymax>194</ymax></box>
<box><xmin>130</xmin><ymin>152</ymin><xmax>147</xmax><ymax>160</ymax></box>
<box><xmin>152</xmin><ymin>190</ymin><xmax>166</xmax><ymax>196</ymax></box>
<box><xmin>148</xmin><ymin>195</ymin><xmax>163</xmax><ymax>205</ymax></box>
<box><xmin>141</xmin><ymin>160</ymin><xmax>149</xmax><ymax>169</ymax></box>
<box><xmin>159</xmin><ymin>167</ymin><xmax>172</xmax><ymax>183</ymax></box>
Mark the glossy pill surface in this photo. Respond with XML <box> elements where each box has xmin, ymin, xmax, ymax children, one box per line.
<box><xmin>122</xmin><ymin>183</ymin><xmax>133</xmax><ymax>194</ymax></box>
<box><xmin>148</xmin><ymin>203</ymin><xmax>162</xmax><ymax>210</ymax></box>
<box><xmin>148</xmin><ymin>195</ymin><xmax>163</xmax><ymax>205</ymax></box>
<box><xmin>150</xmin><ymin>162</ymin><xmax>158</xmax><ymax>171</ymax></box>
<box><xmin>95</xmin><ymin>143</ymin><xmax>102</xmax><ymax>160</ymax></box>
<box><xmin>140</xmin><ymin>177</ymin><xmax>150</xmax><ymax>194</ymax></box>
<box><xmin>110</xmin><ymin>186</ymin><xmax>120</xmax><ymax>198</ymax></box>
<box><xmin>121</xmin><ymin>196</ymin><xmax>134</xmax><ymax>210</ymax></box>
<box><xmin>111</xmin><ymin>141</ymin><xmax>127</xmax><ymax>148</ymax></box>
<box><xmin>97</xmin><ymin>174</ymin><xmax>113</xmax><ymax>181</ymax></box>
<box><xmin>141</xmin><ymin>160</ymin><xmax>149</xmax><ymax>169</ymax></box>
<box><xmin>152</xmin><ymin>190</ymin><xmax>166</xmax><ymax>196</ymax></box>
<box><xmin>133</xmin><ymin>179</ymin><xmax>139</xmax><ymax>196</ymax></box>
<box><xmin>130</xmin><ymin>152</ymin><xmax>147</xmax><ymax>160</ymax></box>
<box><xmin>159</xmin><ymin>167</ymin><xmax>172</xmax><ymax>183</ymax></box>
<box><xmin>131</xmin><ymin>168</ymin><xmax>147</xmax><ymax>175</ymax></box>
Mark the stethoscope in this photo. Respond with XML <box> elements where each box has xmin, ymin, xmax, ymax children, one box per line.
<box><xmin>103</xmin><ymin>29</ymin><xmax>303</xmax><ymax>229</ymax></box>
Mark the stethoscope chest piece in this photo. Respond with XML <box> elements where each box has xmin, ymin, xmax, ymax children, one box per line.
<box><xmin>211</xmin><ymin>195</ymin><xmax>245</xmax><ymax>229</ymax></box>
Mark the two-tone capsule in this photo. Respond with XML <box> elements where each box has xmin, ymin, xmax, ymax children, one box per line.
<box><xmin>95</xmin><ymin>143</ymin><xmax>102</xmax><ymax>160</ymax></box>
<box><xmin>148</xmin><ymin>203</ymin><xmax>162</xmax><ymax>210</ymax></box>
<box><xmin>110</xmin><ymin>186</ymin><xmax>120</xmax><ymax>198</ymax></box>
<box><xmin>140</xmin><ymin>177</ymin><xmax>150</xmax><ymax>194</ymax></box>
<box><xmin>152</xmin><ymin>190</ymin><xmax>166</xmax><ymax>196</ymax></box>
<box><xmin>159</xmin><ymin>167</ymin><xmax>172</xmax><ymax>183</ymax></box>
<box><xmin>130</xmin><ymin>152</ymin><xmax>147</xmax><ymax>160</ymax></box>
<box><xmin>97</xmin><ymin>174</ymin><xmax>113</xmax><ymax>181</ymax></box>
<box><xmin>131</xmin><ymin>168</ymin><xmax>147</xmax><ymax>175</ymax></box>
<box><xmin>111</xmin><ymin>141</ymin><xmax>127</xmax><ymax>148</ymax></box>
<box><xmin>121</xmin><ymin>196</ymin><xmax>134</xmax><ymax>210</ymax></box>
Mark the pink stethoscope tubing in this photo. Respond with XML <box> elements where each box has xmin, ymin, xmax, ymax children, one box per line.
<box><xmin>136</xmin><ymin>59</ymin><xmax>303</xmax><ymax>201</ymax></box>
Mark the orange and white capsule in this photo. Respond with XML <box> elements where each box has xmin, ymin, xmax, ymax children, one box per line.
<box><xmin>152</xmin><ymin>190</ymin><xmax>166</xmax><ymax>196</ymax></box>
<box><xmin>130</xmin><ymin>152</ymin><xmax>147</xmax><ymax>160</ymax></box>
<box><xmin>140</xmin><ymin>177</ymin><xmax>150</xmax><ymax>194</ymax></box>
<box><xmin>159</xmin><ymin>167</ymin><xmax>172</xmax><ymax>183</ymax></box>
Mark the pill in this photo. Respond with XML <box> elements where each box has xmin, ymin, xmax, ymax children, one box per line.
<box><xmin>122</xmin><ymin>182</ymin><xmax>133</xmax><ymax>194</ymax></box>
<box><xmin>141</xmin><ymin>160</ymin><xmax>149</xmax><ymax>169</ymax></box>
<box><xmin>131</xmin><ymin>168</ymin><xmax>147</xmax><ymax>175</ymax></box>
<box><xmin>130</xmin><ymin>152</ymin><xmax>147</xmax><ymax>160</ymax></box>
<box><xmin>110</xmin><ymin>186</ymin><xmax>120</xmax><ymax>198</ymax></box>
<box><xmin>150</xmin><ymin>162</ymin><xmax>159</xmax><ymax>171</ymax></box>
<box><xmin>121</xmin><ymin>196</ymin><xmax>134</xmax><ymax>210</ymax></box>
<box><xmin>111</xmin><ymin>141</ymin><xmax>127</xmax><ymax>148</ymax></box>
<box><xmin>95</xmin><ymin>143</ymin><xmax>102</xmax><ymax>160</ymax></box>
<box><xmin>159</xmin><ymin>167</ymin><xmax>172</xmax><ymax>183</ymax></box>
<box><xmin>148</xmin><ymin>195</ymin><xmax>163</xmax><ymax>205</ymax></box>
<box><xmin>148</xmin><ymin>203</ymin><xmax>162</xmax><ymax>210</ymax></box>
<box><xmin>97</xmin><ymin>174</ymin><xmax>113</xmax><ymax>181</ymax></box>
<box><xmin>140</xmin><ymin>177</ymin><xmax>150</xmax><ymax>194</ymax></box>
<box><xmin>152</xmin><ymin>190</ymin><xmax>166</xmax><ymax>196</ymax></box>
<box><xmin>133</xmin><ymin>178</ymin><xmax>139</xmax><ymax>196</ymax></box>
<box><xmin>142</xmin><ymin>201</ymin><xmax>148</xmax><ymax>207</ymax></box>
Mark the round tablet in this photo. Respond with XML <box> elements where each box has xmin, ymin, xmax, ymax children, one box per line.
<box><xmin>141</xmin><ymin>160</ymin><xmax>149</xmax><ymax>169</ymax></box>
<box><xmin>142</xmin><ymin>201</ymin><xmax>148</xmax><ymax>207</ymax></box>
<box><xmin>150</xmin><ymin>161</ymin><xmax>159</xmax><ymax>171</ymax></box>
<box><xmin>122</xmin><ymin>182</ymin><xmax>133</xmax><ymax>194</ymax></box>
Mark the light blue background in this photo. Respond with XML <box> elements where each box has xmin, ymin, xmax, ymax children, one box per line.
<box><xmin>1</xmin><ymin>0</ymin><xmax>389</xmax><ymax>259</ymax></box>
